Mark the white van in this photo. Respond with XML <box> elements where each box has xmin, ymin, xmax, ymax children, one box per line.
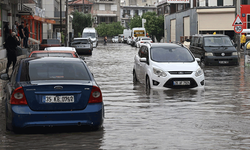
<box><xmin>123</xmin><ymin>29</ymin><xmax>131</xmax><ymax>43</ymax></box>
<box><xmin>82</xmin><ymin>27</ymin><xmax>98</xmax><ymax>48</ymax></box>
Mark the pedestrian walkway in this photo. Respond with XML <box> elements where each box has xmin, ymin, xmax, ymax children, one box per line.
<box><xmin>0</xmin><ymin>48</ymin><xmax>29</xmax><ymax>73</ymax></box>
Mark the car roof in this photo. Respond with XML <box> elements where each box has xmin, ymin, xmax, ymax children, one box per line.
<box><xmin>44</xmin><ymin>47</ymin><xmax>76</xmax><ymax>52</ymax></box>
<box><xmin>148</xmin><ymin>43</ymin><xmax>183</xmax><ymax>48</ymax></box>
<box><xmin>30</xmin><ymin>50</ymin><xmax>75</xmax><ymax>53</ymax></box>
<box><xmin>192</xmin><ymin>34</ymin><xmax>229</xmax><ymax>37</ymax></box>
<box><xmin>22</xmin><ymin>57</ymin><xmax>83</xmax><ymax>63</ymax></box>
<box><xmin>73</xmin><ymin>38</ymin><xmax>89</xmax><ymax>40</ymax></box>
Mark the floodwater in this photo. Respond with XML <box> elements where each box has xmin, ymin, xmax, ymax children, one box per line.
<box><xmin>1</xmin><ymin>43</ymin><xmax>250</xmax><ymax>149</ymax></box>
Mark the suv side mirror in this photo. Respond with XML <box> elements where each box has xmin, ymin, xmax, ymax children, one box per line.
<box><xmin>233</xmin><ymin>43</ymin><xmax>237</xmax><ymax>47</ymax></box>
<box><xmin>0</xmin><ymin>73</ymin><xmax>10</xmax><ymax>80</ymax></box>
<box><xmin>140</xmin><ymin>57</ymin><xmax>147</xmax><ymax>63</ymax></box>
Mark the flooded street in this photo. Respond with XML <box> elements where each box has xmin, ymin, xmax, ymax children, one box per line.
<box><xmin>1</xmin><ymin>43</ymin><xmax>250</xmax><ymax>149</ymax></box>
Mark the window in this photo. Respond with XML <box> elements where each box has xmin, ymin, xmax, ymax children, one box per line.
<box><xmin>242</xmin><ymin>0</ymin><xmax>249</xmax><ymax>4</ymax></box>
<box><xmin>111</xmin><ymin>5</ymin><xmax>117</xmax><ymax>11</ymax></box>
<box><xmin>142</xmin><ymin>0</ymin><xmax>147</xmax><ymax>2</ymax></box>
<box><xmin>99</xmin><ymin>4</ymin><xmax>105</xmax><ymax>10</ymax></box>
<box><xmin>248</xmin><ymin>14</ymin><xmax>250</xmax><ymax>29</ymax></box>
<box><xmin>217</xmin><ymin>0</ymin><xmax>223</xmax><ymax>6</ymax></box>
<box><xmin>100</xmin><ymin>17</ymin><xmax>106</xmax><ymax>23</ymax></box>
<box><xmin>164</xmin><ymin>6</ymin><xmax>168</xmax><ymax>14</ymax></box>
<box><xmin>134</xmin><ymin>10</ymin><xmax>139</xmax><ymax>16</ymax></box>
<box><xmin>142</xmin><ymin>10</ymin><xmax>147</xmax><ymax>14</ymax></box>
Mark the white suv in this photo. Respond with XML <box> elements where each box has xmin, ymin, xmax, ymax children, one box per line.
<box><xmin>133</xmin><ymin>43</ymin><xmax>205</xmax><ymax>90</ymax></box>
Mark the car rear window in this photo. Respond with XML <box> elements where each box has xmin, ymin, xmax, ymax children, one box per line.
<box><xmin>142</xmin><ymin>38</ymin><xmax>151</xmax><ymax>40</ymax></box>
<box><xmin>72</xmin><ymin>39</ymin><xmax>89</xmax><ymax>44</ymax></box>
<box><xmin>20</xmin><ymin>61</ymin><xmax>91</xmax><ymax>81</ymax></box>
<box><xmin>41</xmin><ymin>39</ymin><xmax>60</xmax><ymax>44</ymax></box>
<box><xmin>151</xmin><ymin>47</ymin><xmax>194</xmax><ymax>62</ymax></box>
<box><xmin>30</xmin><ymin>53</ymin><xmax>74</xmax><ymax>57</ymax></box>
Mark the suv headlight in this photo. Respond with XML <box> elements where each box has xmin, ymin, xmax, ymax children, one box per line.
<box><xmin>195</xmin><ymin>68</ymin><xmax>203</xmax><ymax>77</ymax></box>
<box><xmin>232</xmin><ymin>52</ymin><xmax>238</xmax><ymax>56</ymax></box>
<box><xmin>153</xmin><ymin>68</ymin><xmax>167</xmax><ymax>77</ymax></box>
<box><xmin>205</xmin><ymin>52</ymin><xmax>213</xmax><ymax>56</ymax></box>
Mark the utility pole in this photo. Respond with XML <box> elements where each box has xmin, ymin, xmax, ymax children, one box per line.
<box><xmin>60</xmin><ymin>0</ymin><xmax>62</xmax><ymax>33</ymax></box>
<box><xmin>83</xmin><ymin>0</ymin><xmax>85</xmax><ymax>13</ymax></box>
<box><xmin>236</xmin><ymin>0</ymin><xmax>241</xmax><ymax>52</ymax></box>
<box><xmin>66</xmin><ymin>0</ymin><xmax>68</xmax><ymax>46</ymax></box>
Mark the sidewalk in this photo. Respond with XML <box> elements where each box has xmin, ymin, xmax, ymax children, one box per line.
<box><xmin>0</xmin><ymin>48</ymin><xmax>30</xmax><ymax>73</ymax></box>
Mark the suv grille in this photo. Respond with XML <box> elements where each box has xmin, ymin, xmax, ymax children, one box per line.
<box><xmin>213</xmin><ymin>53</ymin><xmax>232</xmax><ymax>56</ymax></box>
<box><xmin>163</xmin><ymin>78</ymin><xmax>198</xmax><ymax>88</ymax></box>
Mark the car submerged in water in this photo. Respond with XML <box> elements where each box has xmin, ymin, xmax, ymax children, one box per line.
<box><xmin>0</xmin><ymin>57</ymin><xmax>104</xmax><ymax>133</ymax></box>
<box><xmin>133</xmin><ymin>43</ymin><xmax>205</xmax><ymax>90</ymax></box>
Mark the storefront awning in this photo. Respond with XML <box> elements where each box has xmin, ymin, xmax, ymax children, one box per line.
<box><xmin>97</xmin><ymin>14</ymin><xmax>116</xmax><ymax>17</ymax></box>
<box><xmin>21</xmin><ymin>15</ymin><xmax>56</xmax><ymax>24</ymax></box>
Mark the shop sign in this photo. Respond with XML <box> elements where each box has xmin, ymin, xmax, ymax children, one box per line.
<box><xmin>33</xmin><ymin>6</ymin><xmax>45</xmax><ymax>18</ymax></box>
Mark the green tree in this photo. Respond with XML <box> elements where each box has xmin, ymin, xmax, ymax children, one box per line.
<box><xmin>142</xmin><ymin>12</ymin><xmax>164</xmax><ymax>42</ymax></box>
<box><xmin>128</xmin><ymin>15</ymin><xmax>142</xmax><ymax>29</ymax></box>
<box><xmin>71</xmin><ymin>10</ymin><xmax>93</xmax><ymax>37</ymax></box>
<box><xmin>96</xmin><ymin>22</ymin><xmax>124</xmax><ymax>37</ymax></box>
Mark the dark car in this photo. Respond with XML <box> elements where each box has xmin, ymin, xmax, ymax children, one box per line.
<box><xmin>39</xmin><ymin>39</ymin><xmax>61</xmax><ymax>50</ymax></box>
<box><xmin>71</xmin><ymin>38</ymin><xmax>93</xmax><ymax>55</ymax></box>
<box><xmin>189</xmin><ymin>34</ymin><xmax>239</xmax><ymax>65</ymax></box>
<box><xmin>0</xmin><ymin>57</ymin><xmax>104</xmax><ymax>133</ymax></box>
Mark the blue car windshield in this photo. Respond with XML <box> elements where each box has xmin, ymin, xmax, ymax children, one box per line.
<box><xmin>20</xmin><ymin>61</ymin><xmax>91</xmax><ymax>81</ymax></box>
<box><xmin>204</xmin><ymin>36</ymin><xmax>233</xmax><ymax>46</ymax></box>
<box><xmin>151</xmin><ymin>47</ymin><xmax>194</xmax><ymax>62</ymax></box>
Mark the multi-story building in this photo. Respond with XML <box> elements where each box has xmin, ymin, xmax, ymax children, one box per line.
<box><xmin>162</xmin><ymin>0</ymin><xmax>247</xmax><ymax>43</ymax></box>
<box><xmin>120</xmin><ymin>0</ymin><xmax>157</xmax><ymax>28</ymax></box>
<box><xmin>68</xmin><ymin>0</ymin><xmax>93</xmax><ymax>14</ymax></box>
<box><xmin>90</xmin><ymin>0</ymin><xmax>120</xmax><ymax>27</ymax></box>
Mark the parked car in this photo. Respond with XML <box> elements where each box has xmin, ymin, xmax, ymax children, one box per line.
<box><xmin>189</xmin><ymin>34</ymin><xmax>239</xmax><ymax>65</ymax></box>
<box><xmin>71</xmin><ymin>38</ymin><xmax>93</xmax><ymax>55</ymax></box>
<box><xmin>39</xmin><ymin>39</ymin><xmax>61</xmax><ymax>50</ymax></box>
<box><xmin>44</xmin><ymin>47</ymin><xmax>76</xmax><ymax>52</ymax></box>
<box><xmin>112</xmin><ymin>36</ymin><xmax>119</xmax><ymax>43</ymax></box>
<box><xmin>28</xmin><ymin>50</ymin><xmax>82</xmax><ymax>59</ymax></box>
<box><xmin>133</xmin><ymin>43</ymin><xmax>205</xmax><ymax>90</ymax></box>
<box><xmin>127</xmin><ymin>36</ymin><xmax>132</xmax><ymax>45</ymax></box>
<box><xmin>118</xmin><ymin>34</ymin><xmax>124</xmax><ymax>43</ymax></box>
<box><xmin>131</xmin><ymin>37</ymin><xmax>140</xmax><ymax>47</ymax></box>
<box><xmin>0</xmin><ymin>57</ymin><xmax>104</xmax><ymax>133</ymax></box>
<box><xmin>136</xmin><ymin>37</ymin><xmax>153</xmax><ymax>48</ymax></box>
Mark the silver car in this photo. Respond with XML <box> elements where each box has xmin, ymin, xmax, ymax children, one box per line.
<box><xmin>72</xmin><ymin>38</ymin><xmax>93</xmax><ymax>55</ymax></box>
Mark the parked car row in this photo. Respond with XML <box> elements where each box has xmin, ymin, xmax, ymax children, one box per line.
<box><xmin>1</xmin><ymin>41</ymin><xmax>103</xmax><ymax>133</ymax></box>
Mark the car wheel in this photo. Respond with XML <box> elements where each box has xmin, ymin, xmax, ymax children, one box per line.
<box><xmin>133</xmin><ymin>70</ymin><xmax>138</xmax><ymax>84</ymax></box>
<box><xmin>146</xmin><ymin>76</ymin><xmax>151</xmax><ymax>92</ymax></box>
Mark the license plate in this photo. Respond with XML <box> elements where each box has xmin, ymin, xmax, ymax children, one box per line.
<box><xmin>219</xmin><ymin>61</ymin><xmax>229</xmax><ymax>64</ymax></box>
<box><xmin>42</xmin><ymin>95</ymin><xmax>74</xmax><ymax>103</ymax></box>
<box><xmin>173</xmin><ymin>81</ymin><xmax>190</xmax><ymax>85</ymax></box>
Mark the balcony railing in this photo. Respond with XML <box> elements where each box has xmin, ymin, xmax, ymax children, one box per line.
<box><xmin>54</xmin><ymin>11</ymin><xmax>66</xmax><ymax>17</ymax></box>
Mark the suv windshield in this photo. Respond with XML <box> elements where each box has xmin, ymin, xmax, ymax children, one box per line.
<box><xmin>72</xmin><ymin>39</ymin><xmax>89</xmax><ymax>44</ymax></box>
<box><xmin>151</xmin><ymin>47</ymin><xmax>194</xmax><ymax>62</ymax></box>
<box><xmin>204</xmin><ymin>36</ymin><xmax>233</xmax><ymax>46</ymax></box>
<box><xmin>82</xmin><ymin>33</ymin><xmax>95</xmax><ymax>38</ymax></box>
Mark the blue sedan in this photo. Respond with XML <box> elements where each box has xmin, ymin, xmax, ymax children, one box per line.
<box><xmin>0</xmin><ymin>57</ymin><xmax>104</xmax><ymax>132</ymax></box>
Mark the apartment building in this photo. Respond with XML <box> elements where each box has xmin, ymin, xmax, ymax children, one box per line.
<box><xmin>68</xmin><ymin>0</ymin><xmax>93</xmax><ymax>14</ymax></box>
<box><xmin>90</xmin><ymin>0</ymin><xmax>120</xmax><ymax>27</ymax></box>
<box><xmin>162</xmin><ymin>0</ymin><xmax>241</xmax><ymax>43</ymax></box>
<box><xmin>120</xmin><ymin>0</ymin><xmax>157</xmax><ymax>28</ymax></box>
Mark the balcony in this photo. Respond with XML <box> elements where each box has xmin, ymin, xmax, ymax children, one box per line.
<box><xmin>54</xmin><ymin>11</ymin><xmax>66</xmax><ymax>18</ymax></box>
<box><xmin>94</xmin><ymin>0</ymin><xmax>115</xmax><ymax>4</ymax></box>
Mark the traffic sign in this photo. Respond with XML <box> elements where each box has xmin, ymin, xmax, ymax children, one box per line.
<box><xmin>232</xmin><ymin>15</ymin><xmax>243</xmax><ymax>26</ymax></box>
<box><xmin>232</xmin><ymin>15</ymin><xmax>243</xmax><ymax>33</ymax></box>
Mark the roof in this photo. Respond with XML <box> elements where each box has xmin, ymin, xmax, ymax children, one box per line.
<box><xmin>150</xmin><ymin>43</ymin><xmax>182</xmax><ymax>48</ymax></box>
<box><xmin>23</xmin><ymin>57</ymin><xmax>83</xmax><ymax>63</ymax></box>
<box><xmin>192</xmin><ymin>34</ymin><xmax>229</xmax><ymax>37</ymax></box>
<box><xmin>30</xmin><ymin>50</ymin><xmax>76</xmax><ymax>54</ymax></box>
<box><xmin>44</xmin><ymin>47</ymin><xmax>76</xmax><ymax>52</ymax></box>
<box><xmin>68</xmin><ymin>0</ymin><xmax>93</xmax><ymax>5</ymax></box>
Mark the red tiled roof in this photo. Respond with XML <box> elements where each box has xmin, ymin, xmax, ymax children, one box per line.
<box><xmin>69</xmin><ymin>0</ymin><xmax>93</xmax><ymax>5</ymax></box>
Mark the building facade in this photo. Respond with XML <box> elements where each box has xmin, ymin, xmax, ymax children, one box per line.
<box><xmin>120</xmin><ymin>0</ymin><xmax>157</xmax><ymax>28</ymax></box>
<box><xmin>163</xmin><ymin>0</ymin><xmax>239</xmax><ymax>43</ymax></box>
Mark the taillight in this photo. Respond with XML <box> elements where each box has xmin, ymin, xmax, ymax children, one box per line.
<box><xmin>10</xmin><ymin>87</ymin><xmax>27</xmax><ymax>105</ymax></box>
<box><xmin>140</xmin><ymin>41</ymin><xmax>143</xmax><ymax>43</ymax></box>
<box><xmin>151</xmin><ymin>41</ymin><xmax>153</xmax><ymax>43</ymax></box>
<box><xmin>88</xmin><ymin>86</ymin><xmax>102</xmax><ymax>103</ymax></box>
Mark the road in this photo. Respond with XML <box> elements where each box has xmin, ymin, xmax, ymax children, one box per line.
<box><xmin>1</xmin><ymin>43</ymin><xmax>250</xmax><ymax>149</ymax></box>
